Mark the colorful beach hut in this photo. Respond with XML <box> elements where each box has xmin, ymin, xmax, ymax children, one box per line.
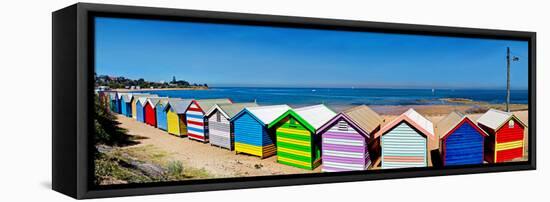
<box><xmin>144</xmin><ymin>97</ymin><xmax>167</xmax><ymax>127</ymax></box>
<box><xmin>119</xmin><ymin>93</ymin><xmax>132</xmax><ymax>117</ymax></box>
<box><xmin>166</xmin><ymin>99</ymin><xmax>193</xmax><ymax>137</ymax></box>
<box><xmin>477</xmin><ymin>109</ymin><xmax>527</xmax><ymax>163</ymax></box>
<box><xmin>98</xmin><ymin>91</ymin><xmax>108</xmax><ymax>110</ymax></box>
<box><xmin>317</xmin><ymin>105</ymin><xmax>384</xmax><ymax>172</ymax></box>
<box><xmin>136</xmin><ymin>97</ymin><xmax>149</xmax><ymax>123</ymax></box>
<box><xmin>185</xmin><ymin>99</ymin><xmax>233</xmax><ymax>142</ymax></box>
<box><xmin>155</xmin><ymin>98</ymin><xmax>180</xmax><ymax>131</ymax></box>
<box><xmin>268</xmin><ymin>104</ymin><xmax>336</xmax><ymax>170</ymax></box>
<box><xmin>205</xmin><ymin>102</ymin><xmax>259</xmax><ymax>150</ymax></box>
<box><xmin>131</xmin><ymin>94</ymin><xmax>153</xmax><ymax>119</ymax></box>
<box><xmin>108</xmin><ymin>92</ymin><xmax>118</xmax><ymax>113</ymax></box>
<box><xmin>377</xmin><ymin>108</ymin><xmax>434</xmax><ymax>169</ymax></box>
<box><xmin>436</xmin><ymin>111</ymin><xmax>488</xmax><ymax>166</ymax></box>
<box><xmin>231</xmin><ymin>105</ymin><xmax>291</xmax><ymax>158</ymax></box>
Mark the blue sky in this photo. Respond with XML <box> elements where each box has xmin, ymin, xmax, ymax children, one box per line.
<box><xmin>95</xmin><ymin>17</ymin><xmax>529</xmax><ymax>89</ymax></box>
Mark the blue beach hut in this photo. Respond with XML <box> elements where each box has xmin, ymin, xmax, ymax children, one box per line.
<box><xmin>436</xmin><ymin>111</ymin><xmax>488</xmax><ymax>166</ymax></box>
<box><xmin>231</xmin><ymin>105</ymin><xmax>290</xmax><ymax>158</ymax></box>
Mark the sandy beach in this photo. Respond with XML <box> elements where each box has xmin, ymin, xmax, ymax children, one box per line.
<box><xmin>114</xmin><ymin>115</ymin><xmax>319</xmax><ymax>179</ymax></box>
<box><xmin>106</xmin><ymin>106</ymin><xmax>528</xmax><ymax>181</ymax></box>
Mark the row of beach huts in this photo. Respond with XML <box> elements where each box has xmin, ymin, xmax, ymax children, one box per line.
<box><xmin>98</xmin><ymin>91</ymin><xmax>527</xmax><ymax>171</ymax></box>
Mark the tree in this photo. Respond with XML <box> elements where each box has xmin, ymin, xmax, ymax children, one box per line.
<box><xmin>172</xmin><ymin>76</ymin><xmax>176</xmax><ymax>84</ymax></box>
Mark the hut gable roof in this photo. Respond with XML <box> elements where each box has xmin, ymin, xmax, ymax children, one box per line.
<box><xmin>136</xmin><ymin>95</ymin><xmax>158</xmax><ymax>105</ymax></box>
<box><xmin>167</xmin><ymin>99</ymin><xmax>193</xmax><ymax>114</ymax></box>
<box><xmin>193</xmin><ymin>99</ymin><xmax>233</xmax><ymax>113</ymax></box>
<box><xmin>294</xmin><ymin>104</ymin><xmax>336</xmax><ymax>130</ymax></box>
<box><xmin>436</xmin><ymin>111</ymin><xmax>488</xmax><ymax>139</ymax></box>
<box><xmin>131</xmin><ymin>94</ymin><xmax>154</xmax><ymax>102</ymax></box>
<box><xmin>317</xmin><ymin>113</ymin><xmax>371</xmax><ymax>138</ymax></box>
<box><xmin>146</xmin><ymin>97</ymin><xmax>168</xmax><ymax>109</ymax></box>
<box><xmin>233</xmin><ymin>105</ymin><xmax>291</xmax><ymax>125</ymax></box>
<box><xmin>108</xmin><ymin>92</ymin><xmax>117</xmax><ymax>100</ymax></box>
<box><xmin>267</xmin><ymin>104</ymin><xmax>335</xmax><ymax>132</ymax></box>
<box><xmin>157</xmin><ymin>98</ymin><xmax>181</xmax><ymax>107</ymax></box>
<box><xmin>477</xmin><ymin>109</ymin><xmax>527</xmax><ymax>130</ymax></box>
<box><xmin>119</xmin><ymin>94</ymin><xmax>131</xmax><ymax>103</ymax></box>
<box><xmin>375</xmin><ymin>108</ymin><xmax>434</xmax><ymax>139</ymax></box>
<box><xmin>206</xmin><ymin>102</ymin><xmax>259</xmax><ymax>119</ymax></box>
<box><xmin>342</xmin><ymin>105</ymin><xmax>384</xmax><ymax>134</ymax></box>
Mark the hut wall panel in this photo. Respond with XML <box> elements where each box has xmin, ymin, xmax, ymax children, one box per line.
<box><xmin>156</xmin><ymin>104</ymin><xmax>168</xmax><ymax>130</ymax></box>
<box><xmin>124</xmin><ymin>103</ymin><xmax>132</xmax><ymax>117</ymax></box>
<box><xmin>186</xmin><ymin>103</ymin><xmax>207</xmax><ymax>142</ymax></box>
<box><xmin>167</xmin><ymin>110</ymin><xmax>182</xmax><ymax>136</ymax></box>
<box><xmin>234</xmin><ymin>112</ymin><xmax>273</xmax><ymax>158</ymax></box>
<box><xmin>275</xmin><ymin>117</ymin><xmax>317</xmax><ymax>170</ymax></box>
<box><xmin>136</xmin><ymin>102</ymin><xmax>145</xmax><ymax>122</ymax></box>
<box><xmin>494</xmin><ymin>119</ymin><xmax>525</xmax><ymax>162</ymax></box>
<box><xmin>116</xmin><ymin>98</ymin><xmax>122</xmax><ymax>114</ymax></box>
<box><xmin>110</xmin><ymin>100</ymin><xmax>117</xmax><ymax>113</ymax></box>
<box><xmin>322</xmin><ymin>120</ymin><xmax>368</xmax><ymax>172</ymax></box>
<box><xmin>208</xmin><ymin>114</ymin><xmax>232</xmax><ymax>149</ymax></box>
<box><xmin>381</xmin><ymin>122</ymin><xmax>427</xmax><ymax>169</ymax></box>
<box><xmin>144</xmin><ymin>103</ymin><xmax>156</xmax><ymax>127</ymax></box>
<box><xmin>443</xmin><ymin>123</ymin><xmax>485</xmax><ymax>166</ymax></box>
<box><xmin>120</xmin><ymin>100</ymin><xmax>127</xmax><ymax>117</ymax></box>
<box><xmin>131</xmin><ymin>100</ymin><xmax>138</xmax><ymax>119</ymax></box>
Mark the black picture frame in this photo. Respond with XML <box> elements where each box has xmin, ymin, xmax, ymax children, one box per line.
<box><xmin>52</xmin><ymin>2</ymin><xmax>536</xmax><ymax>199</ymax></box>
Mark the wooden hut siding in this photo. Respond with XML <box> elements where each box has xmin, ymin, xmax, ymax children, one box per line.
<box><xmin>381</xmin><ymin>122</ymin><xmax>427</xmax><ymax>169</ymax></box>
<box><xmin>234</xmin><ymin>112</ymin><xmax>275</xmax><ymax>158</ymax></box>
<box><xmin>477</xmin><ymin>109</ymin><xmax>526</xmax><ymax>163</ymax></box>
<box><xmin>136</xmin><ymin>101</ymin><xmax>145</xmax><ymax>122</ymax></box>
<box><xmin>167</xmin><ymin>107</ymin><xmax>187</xmax><ymax>136</ymax></box>
<box><xmin>131</xmin><ymin>99</ymin><xmax>138</xmax><ymax>119</ymax></box>
<box><xmin>442</xmin><ymin>122</ymin><xmax>485</xmax><ymax>166</ymax></box>
<box><xmin>208</xmin><ymin>111</ymin><xmax>232</xmax><ymax>149</ymax></box>
<box><xmin>144</xmin><ymin>102</ymin><xmax>156</xmax><ymax>127</ymax></box>
<box><xmin>156</xmin><ymin>102</ymin><xmax>168</xmax><ymax>130</ymax></box>
<box><xmin>275</xmin><ymin>117</ymin><xmax>319</xmax><ymax>170</ymax></box>
<box><xmin>120</xmin><ymin>98</ymin><xmax>128</xmax><ymax>117</ymax></box>
<box><xmin>494</xmin><ymin>119</ymin><xmax>525</xmax><ymax>162</ymax></box>
<box><xmin>186</xmin><ymin>102</ymin><xmax>207</xmax><ymax>142</ymax></box>
<box><xmin>110</xmin><ymin>96</ymin><xmax>118</xmax><ymax>113</ymax></box>
<box><xmin>321</xmin><ymin>120</ymin><xmax>369</xmax><ymax>172</ymax></box>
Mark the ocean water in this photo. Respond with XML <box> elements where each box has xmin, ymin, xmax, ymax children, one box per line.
<box><xmin>138</xmin><ymin>87</ymin><xmax>528</xmax><ymax>110</ymax></box>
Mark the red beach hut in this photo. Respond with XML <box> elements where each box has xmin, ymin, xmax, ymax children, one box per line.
<box><xmin>477</xmin><ymin>109</ymin><xmax>527</xmax><ymax>163</ymax></box>
<box><xmin>144</xmin><ymin>97</ymin><xmax>166</xmax><ymax>127</ymax></box>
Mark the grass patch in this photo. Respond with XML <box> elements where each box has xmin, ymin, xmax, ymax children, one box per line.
<box><xmin>95</xmin><ymin>145</ymin><xmax>212</xmax><ymax>185</ymax></box>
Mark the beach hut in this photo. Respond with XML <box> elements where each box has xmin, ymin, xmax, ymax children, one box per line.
<box><xmin>136</xmin><ymin>97</ymin><xmax>149</xmax><ymax>123</ymax></box>
<box><xmin>155</xmin><ymin>98</ymin><xmax>179</xmax><ymax>131</ymax></box>
<box><xmin>436</xmin><ymin>111</ymin><xmax>488</xmax><ymax>166</ymax></box>
<box><xmin>131</xmin><ymin>94</ymin><xmax>153</xmax><ymax>119</ymax></box>
<box><xmin>377</xmin><ymin>108</ymin><xmax>434</xmax><ymax>169</ymax></box>
<box><xmin>119</xmin><ymin>93</ymin><xmax>133</xmax><ymax>117</ymax></box>
<box><xmin>477</xmin><ymin>109</ymin><xmax>527</xmax><ymax>163</ymax></box>
<box><xmin>144</xmin><ymin>97</ymin><xmax>167</xmax><ymax>127</ymax></box>
<box><xmin>205</xmin><ymin>102</ymin><xmax>259</xmax><ymax>150</ymax></box>
<box><xmin>166</xmin><ymin>99</ymin><xmax>193</xmax><ymax>137</ymax></box>
<box><xmin>231</xmin><ymin>105</ymin><xmax>291</xmax><ymax>158</ymax></box>
<box><xmin>98</xmin><ymin>91</ymin><xmax>110</xmax><ymax>110</ymax></box>
<box><xmin>317</xmin><ymin>105</ymin><xmax>384</xmax><ymax>172</ymax></box>
<box><xmin>185</xmin><ymin>99</ymin><xmax>233</xmax><ymax>142</ymax></box>
<box><xmin>108</xmin><ymin>92</ymin><xmax>118</xmax><ymax>113</ymax></box>
<box><xmin>268</xmin><ymin>104</ymin><xmax>336</xmax><ymax>170</ymax></box>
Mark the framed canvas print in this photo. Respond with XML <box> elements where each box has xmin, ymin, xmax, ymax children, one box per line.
<box><xmin>52</xmin><ymin>3</ymin><xmax>536</xmax><ymax>199</ymax></box>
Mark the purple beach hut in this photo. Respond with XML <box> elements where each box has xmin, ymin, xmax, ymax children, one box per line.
<box><xmin>317</xmin><ymin>105</ymin><xmax>384</xmax><ymax>172</ymax></box>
